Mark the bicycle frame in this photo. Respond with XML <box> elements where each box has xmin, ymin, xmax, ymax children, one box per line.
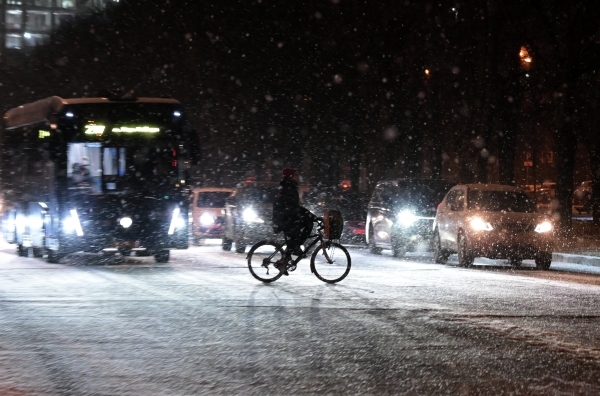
<box><xmin>253</xmin><ymin>222</ymin><xmax>334</xmax><ymax>270</ymax></box>
<box><xmin>286</xmin><ymin>227</ymin><xmax>335</xmax><ymax>268</ymax></box>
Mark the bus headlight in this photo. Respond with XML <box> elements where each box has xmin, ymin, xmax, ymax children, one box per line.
<box><xmin>27</xmin><ymin>215</ymin><xmax>44</xmax><ymax>230</ymax></box>
<box><xmin>63</xmin><ymin>218</ymin><xmax>75</xmax><ymax>233</ymax></box>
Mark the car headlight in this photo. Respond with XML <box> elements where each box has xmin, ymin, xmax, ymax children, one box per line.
<box><xmin>535</xmin><ymin>221</ymin><xmax>553</xmax><ymax>233</ymax></box>
<box><xmin>119</xmin><ymin>217</ymin><xmax>133</xmax><ymax>228</ymax></box>
<box><xmin>469</xmin><ymin>217</ymin><xmax>493</xmax><ymax>231</ymax></box>
<box><xmin>242</xmin><ymin>207</ymin><xmax>264</xmax><ymax>223</ymax></box>
<box><xmin>199</xmin><ymin>213</ymin><xmax>215</xmax><ymax>226</ymax></box>
<box><xmin>396</xmin><ymin>209</ymin><xmax>418</xmax><ymax>227</ymax></box>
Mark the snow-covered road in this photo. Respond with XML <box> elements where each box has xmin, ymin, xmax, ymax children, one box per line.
<box><xmin>2</xmin><ymin>240</ymin><xmax>600</xmax><ymax>394</ymax></box>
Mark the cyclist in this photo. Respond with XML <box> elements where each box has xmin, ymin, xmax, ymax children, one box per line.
<box><xmin>272</xmin><ymin>168</ymin><xmax>319</xmax><ymax>275</ymax></box>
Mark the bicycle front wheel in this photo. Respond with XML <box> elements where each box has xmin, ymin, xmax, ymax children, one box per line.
<box><xmin>247</xmin><ymin>241</ymin><xmax>285</xmax><ymax>283</ymax></box>
<box><xmin>311</xmin><ymin>241</ymin><xmax>351</xmax><ymax>283</ymax></box>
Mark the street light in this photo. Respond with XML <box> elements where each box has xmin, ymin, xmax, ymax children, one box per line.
<box><xmin>519</xmin><ymin>46</ymin><xmax>532</xmax><ymax>68</ymax></box>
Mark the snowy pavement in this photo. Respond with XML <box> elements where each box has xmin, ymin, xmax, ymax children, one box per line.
<box><xmin>2</xmin><ymin>240</ymin><xmax>600</xmax><ymax>394</ymax></box>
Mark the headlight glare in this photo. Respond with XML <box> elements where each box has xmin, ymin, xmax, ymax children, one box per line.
<box><xmin>470</xmin><ymin>217</ymin><xmax>493</xmax><ymax>231</ymax></box>
<box><xmin>168</xmin><ymin>208</ymin><xmax>185</xmax><ymax>235</ymax></box>
<box><xmin>535</xmin><ymin>221</ymin><xmax>553</xmax><ymax>233</ymax></box>
<box><xmin>397</xmin><ymin>209</ymin><xmax>418</xmax><ymax>227</ymax></box>
<box><xmin>199</xmin><ymin>213</ymin><xmax>215</xmax><ymax>226</ymax></box>
<box><xmin>63</xmin><ymin>217</ymin><xmax>76</xmax><ymax>233</ymax></box>
<box><xmin>62</xmin><ymin>209</ymin><xmax>84</xmax><ymax>236</ymax></box>
<box><xmin>120</xmin><ymin>217</ymin><xmax>133</xmax><ymax>228</ymax></box>
<box><xmin>242</xmin><ymin>207</ymin><xmax>264</xmax><ymax>223</ymax></box>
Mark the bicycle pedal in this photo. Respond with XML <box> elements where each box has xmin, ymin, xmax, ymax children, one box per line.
<box><xmin>288</xmin><ymin>264</ymin><xmax>297</xmax><ymax>272</ymax></box>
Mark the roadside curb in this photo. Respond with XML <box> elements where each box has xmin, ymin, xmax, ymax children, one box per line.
<box><xmin>553</xmin><ymin>252</ymin><xmax>600</xmax><ymax>267</ymax></box>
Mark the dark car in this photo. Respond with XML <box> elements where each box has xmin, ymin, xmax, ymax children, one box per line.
<box><xmin>305</xmin><ymin>189</ymin><xmax>368</xmax><ymax>245</ymax></box>
<box><xmin>365</xmin><ymin>178</ymin><xmax>456</xmax><ymax>257</ymax></box>
<box><xmin>223</xmin><ymin>181</ymin><xmax>280</xmax><ymax>253</ymax></box>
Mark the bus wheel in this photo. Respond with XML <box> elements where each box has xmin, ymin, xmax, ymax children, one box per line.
<box><xmin>17</xmin><ymin>245</ymin><xmax>26</xmax><ymax>257</ymax></box>
<box><xmin>154</xmin><ymin>250</ymin><xmax>170</xmax><ymax>263</ymax></box>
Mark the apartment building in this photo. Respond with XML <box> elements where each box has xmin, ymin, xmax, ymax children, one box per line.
<box><xmin>1</xmin><ymin>0</ymin><xmax>116</xmax><ymax>53</ymax></box>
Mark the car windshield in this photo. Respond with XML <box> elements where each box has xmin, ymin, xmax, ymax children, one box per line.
<box><xmin>391</xmin><ymin>181</ymin><xmax>454</xmax><ymax>209</ymax></box>
<box><xmin>196</xmin><ymin>192</ymin><xmax>231</xmax><ymax>208</ymax></box>
<box><xmin>467</xmin><ymin>190</ymin><xmax>536</xmax><ymax>212</ymax></box>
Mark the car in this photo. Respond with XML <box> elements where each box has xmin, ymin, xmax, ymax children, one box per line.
<box><xmin>305</xmin><ymin>189</ymin><xmax>368</xmax><ymax>245</ymax></box>
<box><xmin>190</xmin><ymin>187</ymin><xmax>234</xmax><ymax>245</ymax></box>
<box><xmin>223</xmin><ymin>181</ymin><xmax>280</xmax><ymax>253</ymax></box>
<box><xmin>433</xmin><ymin>183</ymin><xmax>554</xmax><ymax>269</ymax></box>
<box><xmin>365</xmin><ymin>178</ymin><xmax>456</xmax><ymax>257</ymax></box>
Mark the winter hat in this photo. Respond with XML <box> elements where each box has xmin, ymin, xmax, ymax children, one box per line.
<box><xmin>282</xmin><ymin>168</ymin><xmax>298</xmax><ymax>179</ymax></box>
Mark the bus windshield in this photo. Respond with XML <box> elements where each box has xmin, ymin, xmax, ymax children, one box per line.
<box><xmin>68</xmin><ymin>141</ymin><xmax>181</xmax><ymax>194</ymax></box>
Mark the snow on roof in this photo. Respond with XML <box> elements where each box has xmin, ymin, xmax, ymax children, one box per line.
<box><xmin>3</xmin><ymin>96</ymin><xmax>180</xmax><ymax>129</ymax></box>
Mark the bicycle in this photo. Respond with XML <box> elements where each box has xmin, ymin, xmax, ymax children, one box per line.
<box><xmin>246</xmin><ymin>218</ymin><xmax>351</xmax><ymax>283</ymax></box>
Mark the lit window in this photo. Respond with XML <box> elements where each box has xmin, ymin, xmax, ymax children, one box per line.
<box><xmin>5</xmin><ymin>34</ymin><xmax>22</xmax><ymax>49</ymax></box>
<box><xmin>56</xmin><ymin>0</ymin><xmax>74</xmax><ymax>8</ymax></box>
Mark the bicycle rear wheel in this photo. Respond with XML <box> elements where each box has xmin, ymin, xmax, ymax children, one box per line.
<box><xmin>311</xmin><ymin>241</ymin><xmax>351</xmax><ymax>283</ymax></box>
<box><xmin>247</xmin><ymin>241</ymin><xmax>285</xmax><ymax>283</ymax></box>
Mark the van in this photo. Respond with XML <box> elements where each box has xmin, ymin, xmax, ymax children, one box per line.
<box><xmin>190</xmin><ymin>187</ymin><xmax>234</xmax><ymax>245</ymax></box>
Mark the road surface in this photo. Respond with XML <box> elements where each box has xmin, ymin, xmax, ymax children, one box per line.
<box><xmin>2</xmin><ymin>240</ymin><xmax>600</xmax><ymax>395</ymax></box>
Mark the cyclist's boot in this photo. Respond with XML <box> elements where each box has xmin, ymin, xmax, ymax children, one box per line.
<box><xmin>275</xmin><ymin>258</ymin><xmax>289</xmax><ymax>276</ymax></box>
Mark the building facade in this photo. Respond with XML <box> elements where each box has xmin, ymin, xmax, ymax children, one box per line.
<box><xmin>1</xmin><ymin>0</ymin><xmax>116</xmax><ymax>54</ymax></box>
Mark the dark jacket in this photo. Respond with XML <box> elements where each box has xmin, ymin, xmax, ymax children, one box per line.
<box><xmin>272</xmin><ymin>178</ymin><xmax>301</xmax><ymax>231</ymax></box>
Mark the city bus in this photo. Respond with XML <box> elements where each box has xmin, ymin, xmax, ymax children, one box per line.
<box><xmin>0</xmin><ymin>95</ymin><xmax>198</xmax><ymax>263</ymax></box>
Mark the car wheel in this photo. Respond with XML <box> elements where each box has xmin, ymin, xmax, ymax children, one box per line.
<box><xmin>535</xmin><ymin>252</ymin><xmax>552</xmax><ymax>270</ymax></box>
<box><xmin>222</xmin><ymin>238</ymin><xmax>233</xmax><ymax>251</ymax></box>
<box><xmin>433</xmin><ymin>230</ymin><xmax>449</xmax><ymax>264</ymax></box>
<box><xmin>509</xmin><ymin>257</ymin><xmax>523</xmax><ymax>268</ymax></box>
<box><xmin>154</xmin><ymin>250</ymin><xmax>170</xmax><ymax>263</ymax></box>
<box><xmin>368</xmin><ymin>224</ymin><xmax>382</xmax><ymax>255</ymax></box>
<box><xmin>235</xmin><ymin>239</ymin><xmax>246</xmax><ymax>254</ymax></box>
<box><xmin>457</xmin><ymin>232</ymin><xmax>474</xmax><ymax>268</ymax></box>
